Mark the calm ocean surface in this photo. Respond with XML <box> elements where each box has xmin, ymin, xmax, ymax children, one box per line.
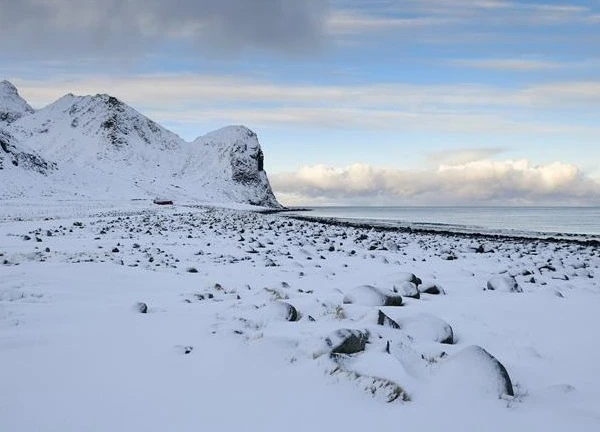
<box><xmin>287</xmin><ymin>207</ymin><xmax>600</xmax><ymax>238</ymax></box>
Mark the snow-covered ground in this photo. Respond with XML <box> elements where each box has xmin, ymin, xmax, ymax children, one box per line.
<box><xmin>1</xmin><ymin>200</ymin><xmax>599</xmax><ymax>431</ymax></box>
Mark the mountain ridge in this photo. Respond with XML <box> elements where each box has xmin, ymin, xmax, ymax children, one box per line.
<box><xmin>0</xmin><ymin>80</ymin><xmax>34</xmax><ymax>125</ymax></box>
<box><xmin>0</xmin><ymin>81</ymin><xmax>281</xmax><ymax>208</ymax></box>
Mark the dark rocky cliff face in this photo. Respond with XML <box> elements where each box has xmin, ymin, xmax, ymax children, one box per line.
<box><xmin>0</xmin><ymin>130</ymin><xmax>55</xmax><ymax>173</ymax></box>
<box><xmin>226</xmin><ymin>127</ymin><xmax>281</xmax><ymax>208</ymax></box>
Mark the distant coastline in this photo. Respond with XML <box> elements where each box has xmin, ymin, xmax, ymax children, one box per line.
<box><xmin>280</xmin><ymin>206</ymin><xmax>600</xmax><ymax>246</ymax></box>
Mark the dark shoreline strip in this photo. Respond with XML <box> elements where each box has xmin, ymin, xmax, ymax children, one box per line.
<box><xmin>282</xmin><ymin>214</ymin><xmax>600</xmax><ymax>248</ymax></box>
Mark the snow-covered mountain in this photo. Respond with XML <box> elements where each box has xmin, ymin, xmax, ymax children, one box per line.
<box><xmin>0</xmin><ymin>80</ymin><xmax>34</xmax><ymax>126</ymax></box>
<box><xmin>0</xmin><ymin>81</ymin><xmax>281</xmax><ymax>207</ymax></box>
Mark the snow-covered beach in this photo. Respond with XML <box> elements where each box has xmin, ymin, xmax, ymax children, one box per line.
<box><xmin>1</xmin><ymin>200</ymin><xmax>599</xmax><ymax>431</ymax></box>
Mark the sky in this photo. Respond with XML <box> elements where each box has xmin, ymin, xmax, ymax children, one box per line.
<box><xmin>1</xmin><ymin>0</ymin><xmax>599</xmax><ymax>206</ymax></box>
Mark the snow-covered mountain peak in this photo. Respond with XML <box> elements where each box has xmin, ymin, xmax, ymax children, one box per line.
<box><xmin>1</xmin><ymin>83</ymin><xmax>281</xmax><ymax>207</ymax></box>
<box><xmin>0</xmin><ymin>80</ymin><xmax>34</xmax><ymax>126</ymax></box>
<box><xmin>9</xmin><ymin>89</ymin><xmax>185</xmax><ymax>163</ymax></box>
<box><xmin>0</xmin><ymin>80</ymin><xmax>19</xmax><ymax>94</ymax></box>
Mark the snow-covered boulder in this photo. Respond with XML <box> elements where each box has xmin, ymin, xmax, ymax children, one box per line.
<box><xmin>435</xmin><ymin>345</ymin><xmax>514</xmax><ymax>397</ymax></box>
<box><xmin>486</xmin><ymin>276</ymin><xmax>522</xmax><ymax>293</ymax></box>
<box><xmin>397</xmin><ymin>313</ymin><xmax>454</xmax><ymax>344</ymax></box>
<box><xmin>389</xmin><ymin>272</ymin><xmax>422</xmax><ymax>286</ymax></box>
<box><xmin>343</xmin><ymin>285</ymin><xmax>403</xmax><ymax>306</ymax></box>
<box><xmin>395</xmin><ymin>281</ymin><xmax>420</xmax><ymax>299</ymax></box>
<box><xmin>268</xmin><ymin>301</ymin><xmax>299</xmax><ymax>322</ymax></box>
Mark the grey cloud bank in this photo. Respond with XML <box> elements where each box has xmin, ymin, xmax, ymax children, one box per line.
<box><xmin>0</xmin><ymin>0</ymin><xmax>329</xmax><ymax>57</ymax></box>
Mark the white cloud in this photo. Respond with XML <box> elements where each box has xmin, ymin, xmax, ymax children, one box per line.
<box><xmin>449</xmin><ymin>58</ymin><xmax>566</xmax><ymax>71</ymax></box>
<box><xmin>426</xmin><ymin>147</ymin><xmax>507</xmax><ymax>165</ymax></box>
<box><xmin>13</xmin><ymin>74</ymin><xmax>600</xmax><ymax>112</ymax></box>
<box><xmin>8</xmin><ymin>74</ymin><xmax>600</xmax><ymax>138</ymax></box>
<box><xmin>331</xmin><ymin>0</ymin><xmax>598</xmax><ymax>33</ymax></box>
<box><xmin>146</xmin><ymin>106</ymin><xmax>594</xmax><ymax>135</ymax></box>
<box><xmin>271</xmin><ymin>160</ymin><xmax>600</xmax><ymax>206</ymax></box>
<box><xmin>327</xmin><ymin>10</ymin><xmax>451</xmax><ymax>34</ymax></box>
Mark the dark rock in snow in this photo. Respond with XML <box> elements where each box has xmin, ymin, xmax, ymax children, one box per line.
<box><xmin>326</xmin><ymin>329</ymin><xmax>369</xmax><ymax>355</ymax></box>
<box><xmin>279</xmin><ymin>302</ymin><xmax>299</xmax><ymax>322</ymax></box>
<box><xmin>136</xmin><ymin>302</ymin><xmax>148</xmax><ymax>313</ymax></box>
<box><xmin>377</xmin><ymin>310</ymin><xmax>401</xmax><ymax>329</ymax></box>
<box><xmin>418</xmin><ymin>282</ymin><xmax>445</xmax><ymax>295</ymax></box>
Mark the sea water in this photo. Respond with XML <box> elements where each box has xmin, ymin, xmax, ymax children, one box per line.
<box><xmin>287</xmin><ymin>206</ymin><xmax>600</xmax><ymax>238</ymax></box>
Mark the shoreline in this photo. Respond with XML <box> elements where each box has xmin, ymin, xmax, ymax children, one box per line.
<box><xmin>282</xmin><ymin>213</ymin><xmax>600</xmax><ymax>247</ymax></box>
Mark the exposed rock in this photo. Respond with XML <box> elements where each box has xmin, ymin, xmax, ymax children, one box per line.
<box><xmin>174</xmin><ymin>345</ymin><xmax>194</xmax><ymax>355</ymax></box>
<box><xmin>0</xmin><ymin>130</ymin><xmax>55</xmax><ymax>174</ymax></box>
<box><xmin>377</xmin><ymin>310</ymin><xmax>401</xmax><ymax>329</ymax></box>
<box><xmin>136</xmin><ymin>302</ymin><xmax>148</xmax><ymax>313</ymax></box>
<box><xmin>277</xmin><ymin>301</ymin><xmax>299</xmax><ymax>322</ymax></box>
<box><xmin>440</xmin><ymin>252</ymin><xmax>457</xmax><ymax>261</ymax></box>
<box><xmin>326</xmin><ymin>329</ymin><xmax>369</xmax><ymax>355</ymax></box>
<box><xmin>418</xmin><ymin>282</ymin><xmax>445</xmax><ymax>295</ymax></box>
<box><xmin>343</xmin><ymin>285</ymin><xmax>403</xmax><ymax>307</ymax></box>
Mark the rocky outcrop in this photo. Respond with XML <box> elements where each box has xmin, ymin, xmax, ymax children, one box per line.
<box><xmin>0</xmin><ymin>129</ymin><xmax>55</xmax><ymax>174</ymax></box>
<box><xmin>189</xmin><ymin>126</ymin><xmax>281</xmax><ymax>207</ymax></box>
